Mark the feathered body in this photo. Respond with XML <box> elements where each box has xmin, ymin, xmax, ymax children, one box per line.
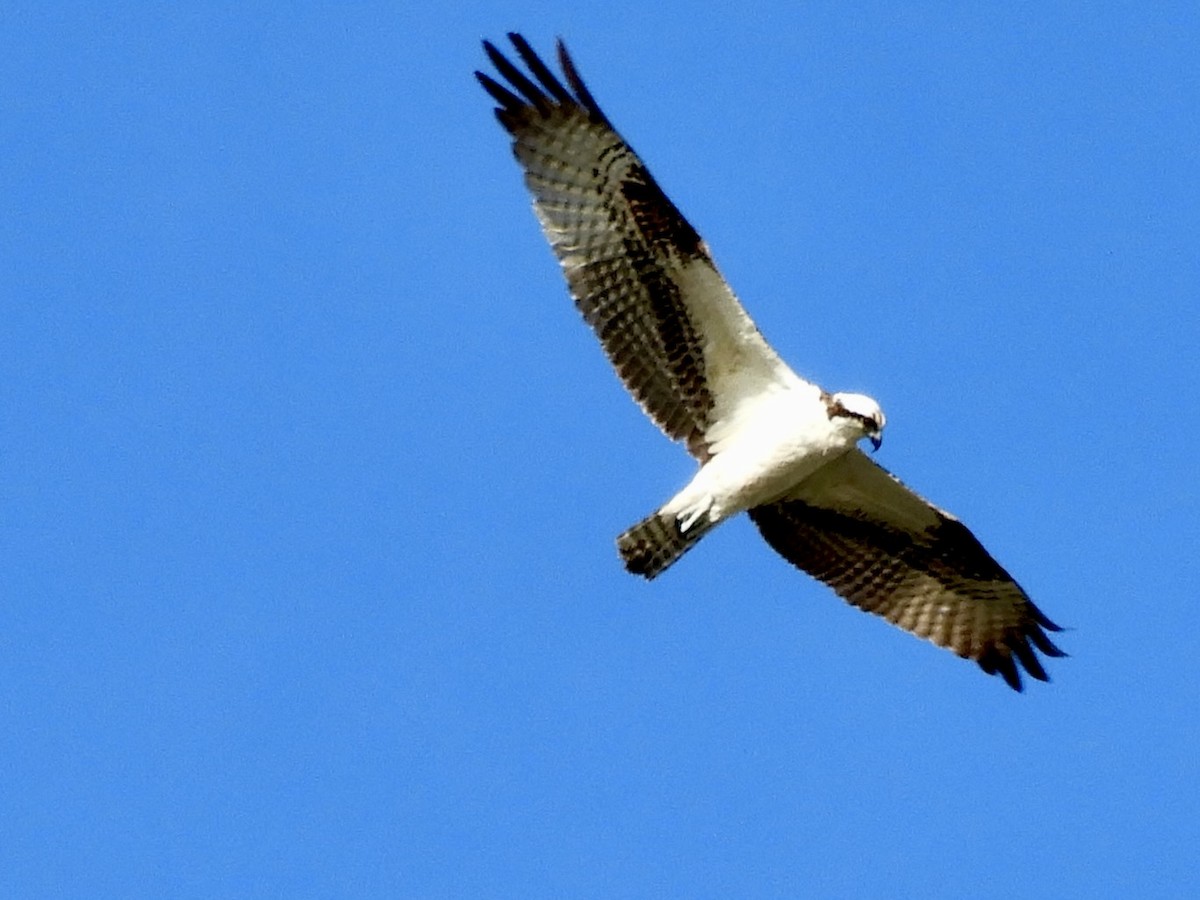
<box><xmin>477</xmin><ymin>35</ymin><xmax>1065</xmax><ymax>690</ymax></box>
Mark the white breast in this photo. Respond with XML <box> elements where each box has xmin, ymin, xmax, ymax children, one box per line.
<box><xmin>665</xmin><ymin>381</ymin><xmax>855</xmax><ymax>528</ymax></box>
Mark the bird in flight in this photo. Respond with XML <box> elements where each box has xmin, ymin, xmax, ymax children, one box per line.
<box><xmin>476</xmin><ymin>34</ymin><xmax>1065</xmax><ymax>690</ymax></box>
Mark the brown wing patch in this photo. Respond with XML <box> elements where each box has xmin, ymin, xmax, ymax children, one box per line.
<box><xmin>478</xmin><ymin>34</ymin><xmax>714</xmax><ymax>453</ymax></box>
<box><xmin>620</xmin><ymin>164</ymin><xmax>704</xmax><ymax>257</ymax></box>
<box><xmin>749</xmin><ymin>500</ymin><xmax>1065</xmax><ymax>691</ymax></box>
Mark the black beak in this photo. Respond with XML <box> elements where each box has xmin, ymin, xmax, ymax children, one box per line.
<box><xmin>869</xmin><ymin>434</ymin><xmax>882</xmax><ymax>452</ymax></box>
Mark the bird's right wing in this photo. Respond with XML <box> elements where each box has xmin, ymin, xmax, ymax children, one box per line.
<box><xmin>749</xmin><ymin>449</ymin><xmax>1065</xmax><ymax>690</ymax></box>
<box><xmin>477</xmin><ymin>34</ymin><xmax>798</xmax><ymax>459</ymax></box>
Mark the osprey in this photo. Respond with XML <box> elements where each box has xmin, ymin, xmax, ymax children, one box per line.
<box><xmin>477</xmin><ymin>34</ymin><xmax>1065</xmax><ymax>691</ymax></box>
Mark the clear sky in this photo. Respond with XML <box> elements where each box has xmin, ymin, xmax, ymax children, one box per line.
<box><xmin>3</xmin><ymin>2</ymin><xmax>1198</xmax><ymax>897</ymax></box>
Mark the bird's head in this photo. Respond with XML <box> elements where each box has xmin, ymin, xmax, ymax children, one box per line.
<box><xmin>827</xmin><ymin>391</ymin><xmax>886</xmax><ymax>451</ymax></box>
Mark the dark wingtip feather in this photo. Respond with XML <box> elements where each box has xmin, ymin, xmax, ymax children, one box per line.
<box><xmin>480</xmin><ymin>38</ymin><xmax>502</xmax><ymax>70</ymax></box>
<box><xmin>483</xmin><ymin>37</ymin><xmax>551</xmax><ymax>111</ymax></box>
<box><xmin>978</xmin><ymin>647</ymin><xmax>1024</xmax><ymax>692</ymax></box>
<box><xmin>998</xmin><ymin>657</ymin><xmax>1024</xmax><ymax>692</ymax></box>
<box><xmin>508</xmin><ymin>32</ymin><xmax>575</xmax><ymax>105</ymax></box>
<box><xmin>1029</xmin><ymin>625</ymin><xmax>1068</xmax><ymax>659</ymax></box>
<box><xmin>977</xmin><ymin>622</ymin><xmax>1069</xmax><ymax>691</ymax></box>
<box><xmin>478</xmin><ymin>34</ymin><xmax>613</xmax><ymax>128</ymax></box>
<box><xmin>1012</xmin><ymin>637</ymin><xmax>1050</xmax><ymax>683</ymax></box>
<box><xmin>476</xmin><ymin>70</ymin><xmax>524</xmax><ymax>112</ymax></box>
<box><xmin>1030</xmin><ymin>601</ymin><xmax>1064</xmax><ymax>633</ymax></box>
<box><xmin>555</xmin><ymin>37</ymin><xmax>611</xmax><ymax>126</ymax></box>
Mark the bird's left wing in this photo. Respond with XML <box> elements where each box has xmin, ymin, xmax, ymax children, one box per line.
<box><xmin>477</xmin><ymin>34</ymin><xmax>796</xmax><ymax>460</ymax></box>
<box><xmin>748</xmin><ymin>450</ymin><xmax>1065</xmax><ymax>690</ymax></box>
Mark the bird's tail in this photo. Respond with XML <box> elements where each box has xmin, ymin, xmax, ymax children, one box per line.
<box><xmin>617</xmin><ymin>510</ymin><xmax>711</xmax><ymax>579</ymax></box>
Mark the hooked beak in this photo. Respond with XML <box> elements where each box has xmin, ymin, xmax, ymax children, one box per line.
<box><xmin>869</xmin><ymin>434</ymin><xmax>882</xmax><ymax>452</ymax></box>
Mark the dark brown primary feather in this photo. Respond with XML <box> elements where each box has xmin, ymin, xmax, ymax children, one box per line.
<box><xmin>748</xmin><ymin>462</ymin><xmax>1065</xmax><ymax>692</ymax></box>
<box><xmin>477</xmin><ymin>34</ymin><xmax>715</xmax><ymax>456</ymax></box>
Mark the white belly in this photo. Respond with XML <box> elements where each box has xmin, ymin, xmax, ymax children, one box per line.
<box><xmin>662</xmin><ymin>385</ymin><xmax>857</xmax><ymax>531</ymax></box>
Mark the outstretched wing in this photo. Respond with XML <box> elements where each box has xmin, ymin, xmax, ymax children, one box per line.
<box><xmin>749</xmin><ymin>450</ymin><xmax>1065</xmax><ymax>691</ymax></box>
<box><xmin>477</xmin><ymin>34</ymin><xmax>796</xmax><ymax>459</ymax></box>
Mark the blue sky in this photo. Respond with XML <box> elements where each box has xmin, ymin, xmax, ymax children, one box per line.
<box><xmin>3</xmin><ymin>2</ymin><xmax>1198</xmax><ymax>896</ymax></box>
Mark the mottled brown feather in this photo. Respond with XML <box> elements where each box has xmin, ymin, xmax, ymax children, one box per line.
<box><xmin>748</xmin><ymin>465</ymin><xmax>1065</xmax><ymax>691</ymax></box>
<box><xmin>476</xmin><ymin>35</ymin><xmax>715</xmax><ymax>455</ymax></box>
